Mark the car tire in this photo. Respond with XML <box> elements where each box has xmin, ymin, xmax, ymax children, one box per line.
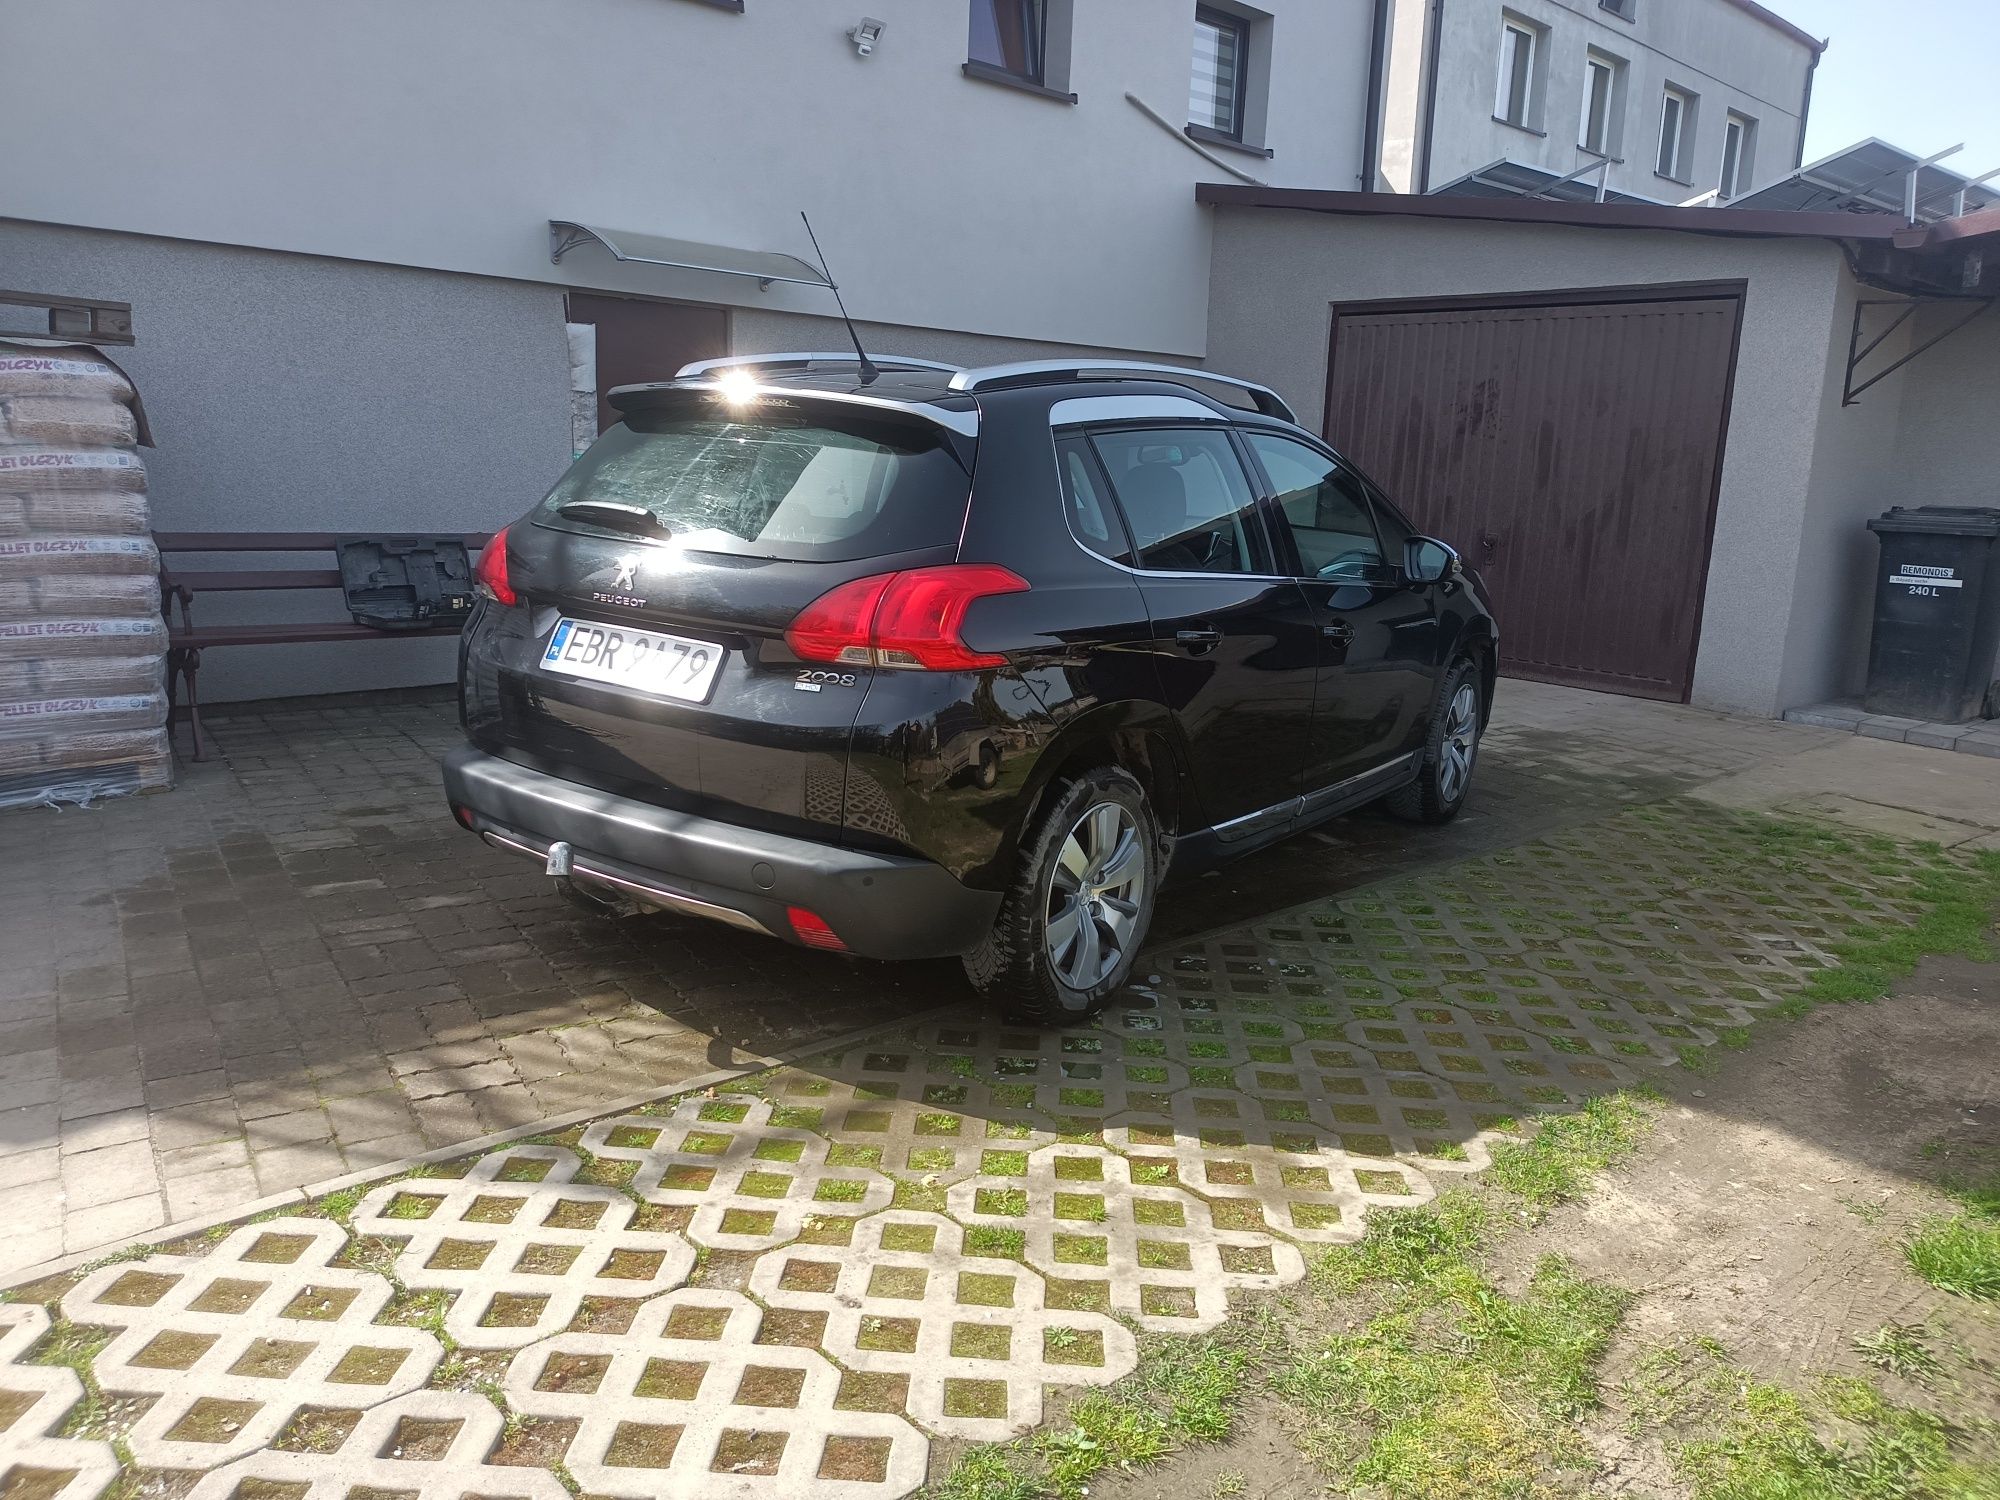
<box><xmin>1384</xmin><ymin>657</ymin><xmax>1483</xmax><ymax>825</ymax></box>
<box><xmin>963</xmin><ymin>765</ymin><xmax>1160</xmax><ymax>1027</ymax></box>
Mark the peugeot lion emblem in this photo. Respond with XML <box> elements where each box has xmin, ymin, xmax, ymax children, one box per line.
<box><xmin>612</xmin><ymin>556</ymin><xmax>638</xmax><ymax>593</ymax></box>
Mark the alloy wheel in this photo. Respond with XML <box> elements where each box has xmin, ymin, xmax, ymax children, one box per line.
<box><xmin>1044</xmin><ymin>801</ymin><xmax>1146</xmax><ymax>991</ymax></box>
<box><xmin>1438</xmin><ymin>682</ymin><xmax>1480</xmax><ymax>804</ymax></box>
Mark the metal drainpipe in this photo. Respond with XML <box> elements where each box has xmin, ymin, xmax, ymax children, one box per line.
<box><xmin>1362</xmin><ymin>0</ymin><xmax>1392</xmax><ymax>191</ymax></box>
<box><xmin>1417</xmin><ymin>0</ymin><xmax>1446</xmax><ymax>194</ymax></box>
<box><xmin>1794</xmin><ymin>42</ymin><xmax>1823</xmax><ymax>169</ymax></box>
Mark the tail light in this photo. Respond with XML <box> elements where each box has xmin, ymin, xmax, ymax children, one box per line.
<box><xmin>787</xmin><ymin>907</ymin><xmax>848</xmax><ymax>952</ymax></box>
<box><xmin>786</xmin><ymin>564</ymin><xmax>1028</xmax><ymax>671</ymax></box>
<box><xmin>473</xmin><ymin>526</ymin><xmax>516</xmax><ymax>606</ymax></box>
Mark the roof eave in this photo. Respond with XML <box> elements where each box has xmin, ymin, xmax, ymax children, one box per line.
<box><xmin>1194</xmin><ymin>185</ymin><xmax>1909</xmax><ymax>242</ymax></box>
<box><xmin>1720</xmin><ymin>0</ymin><xmax>1826</xmax><ymax>55</ymax></box>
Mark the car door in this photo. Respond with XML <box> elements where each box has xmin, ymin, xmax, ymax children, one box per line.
<box><xmin>1241</xmin><ymin>431</ymin><xmax>1440</xmax><ymax>801</ymax></box>
<box><xmin>1085</xmin><ymin>424</ymin><xmax>1318</xmax><ymax>841</ymax></box>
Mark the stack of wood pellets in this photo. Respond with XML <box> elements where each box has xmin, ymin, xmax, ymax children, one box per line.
<box><xmin>0</xmin><ymin>342</ymin><xmax>171</xmax><ymax>809</ymax></box>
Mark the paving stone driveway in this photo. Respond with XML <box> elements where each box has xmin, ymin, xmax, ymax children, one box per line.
<box><xmin>0</xmin><ymin>682</ymin><xmax>1836</xmax><ymax>1278</ymax></box>
<box><xmin>0</xmin><ymin>797</ymin><xmax>1949</xmax><ymax>1499</ymax></box>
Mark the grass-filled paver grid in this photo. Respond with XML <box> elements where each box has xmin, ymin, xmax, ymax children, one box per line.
<box><xmin>0</xmin><ymin>803</ymin><xmax>1962</xmax><ymax>1500</ymax></box>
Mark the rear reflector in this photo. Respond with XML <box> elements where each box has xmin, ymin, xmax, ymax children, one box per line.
<box><xmin>452</xmin><ymin>804</ymin><xmax>475</xmax><ymax>828</ymax></box>
<box><xmin>786</xmin><ymin>564</ymin><xmax>1028</xmax><ymax>671</ymax></box>
<box><xmin>787</xmin><ymin>906</ymin><xmax>848</xmax><ymax>952</ymax></box>
<box><xmin>472</xmin><ymin>526</ymin><xmax>516</xmax><ymax>606</ymax></box>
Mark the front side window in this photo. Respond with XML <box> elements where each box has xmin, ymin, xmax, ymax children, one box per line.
<box><xmin>1720</xmin><ymin>111</ymin><xmax>1756</xmax><ymax>198</ymax></box>
<box><xmin>969</xmin><ymin>0</ymin><xmax>1046</xmax><ymax>82</ymax></box>
<box><xmin>1190</xmin><ymin>6</ymin><xmax>1250</xmax><ymax>139</ymax></box>
<box><xmin>1580</xmin><ymin>51</ymin><xmax>1622</xmax><ymax>156</ymax></box>
<box><xmin>1496</xmin><ymin>20</ymin><xmax>1539</xmax><ymax>127</ymax></box>
<box><xmin>1090</xmin><ymin>427</ymin><xmax>1268</xmax><ymax>575</ymax></box>
<box><xmin>1657</xmin><ymin>85</ymin><xmax>1695</xmax><ymax>179</ymax></box>
<box><xmin>1244</xmin><ymin>434</ymin><xmax>1387</xmax><ymax>581</ymax></box>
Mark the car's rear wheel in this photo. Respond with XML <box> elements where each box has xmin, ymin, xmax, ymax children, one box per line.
<box><xmin>964</xmin><ymin>765</ymin><xmax>1159</xmax><ymax>1026</ymax></box>
<box><xmin>1385</xmin><ymin>657</ymin><xmax>1483</xmax><ymax>824</ymax></box>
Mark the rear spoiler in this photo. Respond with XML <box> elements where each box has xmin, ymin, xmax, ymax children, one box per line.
<box><xmin>607</xmin><ymin>379</ymin><xmax>981</xmax><ymax>440</ymax></box>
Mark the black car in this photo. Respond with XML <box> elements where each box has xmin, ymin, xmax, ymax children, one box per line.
<box><xmin>444</xmin><ymin>354</ymin><xmax>1497</xmax><ymax>1024</ymax></box>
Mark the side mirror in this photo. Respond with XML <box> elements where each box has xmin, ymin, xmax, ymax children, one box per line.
<box><xmin>1404</xmin><ymin>536</ymin><xmax>1458</xmax><ymax>585</ymax></box>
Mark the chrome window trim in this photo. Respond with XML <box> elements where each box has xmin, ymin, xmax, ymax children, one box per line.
<box><xmin>1048</xmin><ymin>395</ymin><xmax>1227</xmax><ymax>427</ymax></box>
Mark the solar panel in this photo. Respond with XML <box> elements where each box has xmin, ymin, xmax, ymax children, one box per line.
<box><xmin>1428</xmin><ymin>159</ymin><xmax>1666</xmax><ymax>207</ymax></box>
<box><xmin>1726</xmin><ymin>138</ymin><xmax>2000</xmax><ymax>221</ymax></box>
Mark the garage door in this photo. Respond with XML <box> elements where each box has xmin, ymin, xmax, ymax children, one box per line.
<box><xmin>1324</xmin><ymin>290</ymin><xmax>1741</xmax><ymax>701</ymax></box>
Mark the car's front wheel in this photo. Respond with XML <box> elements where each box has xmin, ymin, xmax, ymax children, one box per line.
<box><xmin>964</xmin><ymin>765</ymin><xmax>1160</xmax><ymax>1026</ymax></box>
<box><xmin>1385</xmin><ymin>657</ymin><xmax>1483</xmax><ymax>824</ymax></box>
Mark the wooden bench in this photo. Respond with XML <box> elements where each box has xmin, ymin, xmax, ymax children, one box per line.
<box><xmin>156</xmin><ymin>530</ymin><xmax>492</xmax><ymax>761</ymax></box>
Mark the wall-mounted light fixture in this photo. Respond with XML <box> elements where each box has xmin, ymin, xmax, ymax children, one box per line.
<box><xmin>847</xmin><ymin>17</ymin><xmax>885</xmax><ymax>56</ymax></box>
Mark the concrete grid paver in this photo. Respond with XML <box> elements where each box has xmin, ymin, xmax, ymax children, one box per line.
<box><xmin>185</xmin><ymin>1390</ymin><xmax>571</xmax><ymax>1500</ymax></box>
<box><xmin>60</xmin><ymin>1216</ymin><xmax>441</xmax><ymax>1469</ymax></box>
<box><xmin>345</xmin><ymin>1145</ymin><xmax>697</xmax><ymax>1350</ymax></box>
<box><xmin>1</xmin><ymin>793</ymin><xmax>1963</xmax><ymax>1500</ymax></box>
<box><xmin>10</xmin><ymin>683</ymin><xmax>2000</xmax><ymax>1498</ymax></box>
<box><xmin>0</xmin><ymin>1304</ymin><xmax>121</xmax><ymax>1500</ymax></box>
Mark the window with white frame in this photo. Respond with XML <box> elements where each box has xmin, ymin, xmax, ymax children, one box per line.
<box><xmin>1580</xmin><ymin>49</ymin><xmax>1624</xmax><ymax>156</ymax></box>
<box><xmin>1495</xmin><ymin>17</ymin><xmax>1542</xmax><ymax>129</ymax></box>
<box><xmin>1720</xmin><ymin>111</ymin><xmax>1757</xmax><ymax>198</ymax></box>
<box><xmin>1656</xmin><ymin>84</ymin><xmax>1696</xmax><ymax>179</ymax></box>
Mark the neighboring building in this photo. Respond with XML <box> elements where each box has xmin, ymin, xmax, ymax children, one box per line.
<box><xmin>1372</xmin><ymin>0</ymin><xmax>1822</xmax><ymax>203</ymax></box>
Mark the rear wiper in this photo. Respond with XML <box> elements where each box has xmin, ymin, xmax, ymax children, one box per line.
<box><xmin>555</xmin><ymin>499</ymin><xmax>672</xmax><ymax>537</ymax></box>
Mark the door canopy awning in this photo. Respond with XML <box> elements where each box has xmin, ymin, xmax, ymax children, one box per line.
<box><xmin>547</xmin><ymin>221</ymin><xmax>833</xmax><ymax>290</ymax></box>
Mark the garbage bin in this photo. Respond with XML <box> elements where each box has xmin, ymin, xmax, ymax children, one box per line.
<box><xmin>1863</xmin><ymin>505</ymin><xmax>2000</xmax><ymax>722</ymax></box>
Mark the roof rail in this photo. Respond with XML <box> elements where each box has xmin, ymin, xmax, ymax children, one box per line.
<box><xmin>674</xmin><ymin>352</ymin><xmax>962</xmax><ymax>379</ymax></box>
<box><xmin>946</xmin><ymin>359</ymin><xmax>1299</xmax><ymax>424</ymax></box>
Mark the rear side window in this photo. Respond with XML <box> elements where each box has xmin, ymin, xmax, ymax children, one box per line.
<box><xmin>1089</xmin><ymin>427</ymin><xmax>1269</xmax><ymax>575</ymax></box>
<box><xmin>538</xmin><ymin>398</ymin><xmax>971</xmax><ymax>562</ymax></box>
<box><xmin>1055</xmin><ymin>436</ymin><xmax>1131</xmax><ymax>564</ymax></box>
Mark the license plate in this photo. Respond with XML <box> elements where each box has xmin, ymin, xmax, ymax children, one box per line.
<box><xmin>539</xmin><ymin>617</ymin><xmax>724</xmax><ymax>703</ymax></box>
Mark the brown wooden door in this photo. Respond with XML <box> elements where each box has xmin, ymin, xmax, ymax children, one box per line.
<box><xmin>1324</xmin><ymin>291</ymin><xmax>1741</xmax><ymax>701</ymax></box>
<box><xmin>566</xmin><ymin>292</ymin><xmax>728</xmax><ymax>432</ymax></box>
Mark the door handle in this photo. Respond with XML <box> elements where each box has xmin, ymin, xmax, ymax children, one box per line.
<box><xmin>1321</xmin><ymin>621</ymin><xmax>1354</xmax><ymax>642</ymax></box>
<box><xmin>1174</xmin><ymin>627</ymin><xmax>1222</xmax><ymax>655</ymax></box>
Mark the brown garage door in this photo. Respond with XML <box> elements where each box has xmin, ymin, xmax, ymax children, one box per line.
<box><xmin>1324</xmin><ymin>289</ymin><xmax>1742</xmax><ymax>701</ymax></box>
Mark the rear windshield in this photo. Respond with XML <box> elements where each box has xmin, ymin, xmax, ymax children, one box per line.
<box><xmin>537</xmin><ymin>398</ymin><xmax>972</xmax><ymax>562</ymax></box>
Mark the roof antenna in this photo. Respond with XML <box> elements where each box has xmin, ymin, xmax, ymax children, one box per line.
<box><xmin>800</xmin><ymin>212</ymin><xmax>880</xmax><ymax>385</ymax></box>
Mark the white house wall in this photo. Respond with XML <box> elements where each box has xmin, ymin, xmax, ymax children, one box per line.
<box><xmin>0</xmin><ymin>0</ymin><xmax>1378</xmax><ymax>359</ymax></box>
<box><xmin>1777</xmin><ymin>270</ymin><xmax>1915</xmax><ymax>709</ymax></box>
<box><xmin>0</xmin><ymin>220</ymin><xmax>575</xmax><ymax>703</ymax></box>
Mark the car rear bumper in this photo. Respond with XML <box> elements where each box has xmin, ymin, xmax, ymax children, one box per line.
<box><xmin>442</xmin><ymin>745</ymin><xmax>1000</xmax><ymax>961</ymax></box>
